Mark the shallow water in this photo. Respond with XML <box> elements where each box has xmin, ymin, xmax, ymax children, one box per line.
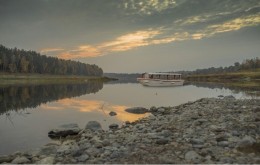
<box><xmin>0</xmin><ymin>82</ymin><xmax>258</xmax><ymax>155</ymax></box>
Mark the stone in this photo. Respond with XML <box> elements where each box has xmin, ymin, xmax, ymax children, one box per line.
<box><xmin>11</xmin><ymin>156</ymin><xmax>30</xmax><ymax>164</ymax></box>
<box><xmin>158</xmin><ymin>130</ymin><xmax>172</xmax><ymax>137</ymax></box>
<box><xmin>150</xmin><ymin>106</ymin><xmax>157</xmax><ymax>112</ymax></box>
<box><xmin>157</xmin><ymin>108</ymin><xmax>165</xmax><ymax>113</ymax></box>
<box><xmin>255</xmin><ymin>112</ymin><xmax>260</xmax><ymax>122</ymax></box>
<box><xmin>109</xmin><ymin>123</ymin><xmax>119</xmax><ymax>129</ymax></box>
<box><xmin>216</xmin><ymin>135</ymin><xmax>229</xmax><ymax>142</ymax></box>
<box><xmin>237</xmin><ymin>136</ymin><xmax>256</xmax><ymax>148</ymax></box>
<box><xmin>224</xmin><ymin>95</ymin><xmax>235</xmax><ymax>100</ymax></box>
<box><xmin>109</xmin><ymin>111</ymin><xmax>117</xmax><ymax>116</ymax></box>
<box><xmin>0</xmin><ymin>155</ymin><xmax>13</xmax><ymax>163</ymax></box>
<box><xmin>37</xmin><ymin>156</ymin><xmax>55</xmax><ymax>164</ymax></box>
<box><xmin>190</xmin><ymin>138</ymin><xmax>204</xmax><ymax>145</ymax></box>
<box><xmin>184</xmin><ymin>151</ymin><xmax>201</xmax><ymax>162</ymax></box>
<box><xmin>57</xmin><ymin>141</ymin><xmax>80</xmax><ymax>155</ymax></box>
<box><xmin>125</xmin><ymin>107</ymin><xmax>148</xmax><ymax>114</ymax></box>
<box><xmin>218</xmin><ymin>141</ymin><xmax>229</xmax><ymax>147</ymax></box>
<box><xmin>85</xmin><ymin>121</ymin><xmax>103</xmax><ymax>131</ymax></box>
<box><xmin>48</xmin><ymin>123</ymin><xmax>81</xmax><ymax>138</ymax></box>
<box><xmin>39</xmin><ymin>145</ymin><xmax>57</xmax><ymax>155</ymax></box>
<box><xmin>76</xmin><ymin>154</ymin><xmax>89</xmax><ymax>162</ymax></box>
<box><xmin>156</xmin><ymin>138</ymin><xmax>169</xmax><ymax>145</ymax></box>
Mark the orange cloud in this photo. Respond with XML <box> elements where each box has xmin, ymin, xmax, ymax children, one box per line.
<box><xmin>58</xmin><ymin>45</ymin><xmax>102</xmax><ymax>59</ymax></box>
<box><xmin>56</xmin><ymin>29</ymin><xmax>161</xmax><ymax>59</ymax></box>
<box><xmin>40</xmin><ymin>48</ymin><xmax>64</xmax><ymax>53</ymax></box>
<box><xmin>45</xmin><ymin>14</ymin><xmax>260</xmax><ymax>60</ymax></box>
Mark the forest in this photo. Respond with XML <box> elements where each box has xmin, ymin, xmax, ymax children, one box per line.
<box><xmin>0</xmin><ymin>45</ymin><xmax>103</xmax><ymax>76</ymax></box>
<box><xmin>180</xmin><ymin>57</ymin><xmax>260</xmax><ymax>76</ymax></box>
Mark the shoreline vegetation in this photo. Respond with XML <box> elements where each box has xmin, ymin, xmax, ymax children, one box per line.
<box><xmin>0</xmin><ymin>73</ymin><xmax>117</xmax><ymax>86</ymax></box>
<box><xmin>0</xmin><ymin>96</ymin><xmax>259</xmax><ymax>164</ymax></box>
<box><xmin>183</xmin><ymin>69</ymin><xmax>260</xmax><ymax>90</ymax></box>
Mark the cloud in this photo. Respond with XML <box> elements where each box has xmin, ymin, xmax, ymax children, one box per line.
<box><xmin>206</xmin><ymin>14</ymin><xmax>260</xmax><ymax>35</ymax></box>
<box><xmin>40</xmin><ymin>48</ymin><xmax>64</xmax><ymax>53</ymax></box>
<box><xmin>120</xmin><ymin>0</ymin><xmax>181</xmax><ymax>16</ymax></box>
<box><xmin>55</xmin><ymin>12</ymin><xmax>260</xmax><ymax>60</ymax></box>
<box><xmin>57</xmin><ymin>29</ymin><xmax>162</xmax><ymax>59</ymax></box>
<box><xmin>58</xmin><ymin>45</ymin><xmax>101</xmax><ymax>59</ymax></box>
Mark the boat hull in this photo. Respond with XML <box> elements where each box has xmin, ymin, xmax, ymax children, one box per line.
<box><xmin>137</xmin><ymin>78</ymin><xmax>184</xmax><ymax>87</ymax></box>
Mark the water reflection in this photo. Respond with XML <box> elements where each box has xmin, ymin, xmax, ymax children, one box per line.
<box><xmin>0</xmin><ymin>81</ymin><xmax>103</xmax><ymax>115</ymax></box>
<box><xmin>43</xmin><ymin>98</ymin><xmax>148</xmax><ymax>122</ymax></box>
<box><xmin>187</xmin><ymin>81</ymin><xmax>260</xmax><ymax>98</ymax></box>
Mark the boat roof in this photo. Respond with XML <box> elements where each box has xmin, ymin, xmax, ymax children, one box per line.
<box><xmin>144</xmin><ymin>72</ymin><xmax>182</xmax><ymax>75</ymax></box>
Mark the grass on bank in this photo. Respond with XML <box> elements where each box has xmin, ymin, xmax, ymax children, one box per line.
<box><xmin>0</xmin><ymin>73</ymin><xmax>117</xmax><ymax>86</ymax></box>
<box><xmin>184</xmin><ymin>69</ymin><xmax>260</xmax><ymax>81</ymax></box>
<box><xmin>184</xmin><ymin>69</ymin><xmax>260</xmax><ymax>90</ymax></box>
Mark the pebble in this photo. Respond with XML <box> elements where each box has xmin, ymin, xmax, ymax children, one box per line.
<box><xmin>2</xmin><ymin>97</ymin><xmax>259</xmax><ymax>164</ymax></box>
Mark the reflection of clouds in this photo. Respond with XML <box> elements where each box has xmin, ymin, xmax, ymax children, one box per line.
<box><xmin>42</xmin><ymin>98</ymin><xmax>147</xmax><ymax>122</ymax></box>
<box><xmin>41</xmin><ymin>104</ymin><xmax>63</xmax><ymax>110</ymax></box>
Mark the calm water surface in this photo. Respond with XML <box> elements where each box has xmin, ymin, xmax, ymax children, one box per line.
<box><xmin>0</xmin><ymin>82</ymin><xmax>258</xmax><ymax>155</ymax></box>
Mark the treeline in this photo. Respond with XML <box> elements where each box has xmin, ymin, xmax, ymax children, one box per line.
<box><xmin>180</xmin><ymin>57</ymin><xmax>260</xmax><ymax>76</ymax></box>
<box><xmin>104</xmin><ymin>73</ymin><xmax>139</xmax><ymax>83</ymax></box>
<box><xmin>0</xmin><ymin>81</ymin><xmax>103</xmax><ymax>115</ymax></box>
<box><xmin>0</xmin><ymin>45</ymin><xmax>103</xmax><ymax>76</ymax></box>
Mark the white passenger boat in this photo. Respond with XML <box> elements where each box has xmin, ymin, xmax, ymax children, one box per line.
<box><xmin>137</xmin><ymin>72</ymin><xmax>184</xmax><ymax>87</ymax></box>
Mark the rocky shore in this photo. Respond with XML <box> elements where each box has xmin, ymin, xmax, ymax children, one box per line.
<box><xmin>0</xmin><ymin>96</ymin><xmax>259</xmax><ymax>164</ymax></box>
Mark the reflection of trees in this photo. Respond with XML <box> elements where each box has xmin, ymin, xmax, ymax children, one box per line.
<box><xmin>186</xmin><ymin>81</ymin><xmax>260</xmax><ymax>98</ymax></box>
<box><xmin>0</xmin><ymin>82</ymin><xmax>103</xmax><ymax>115</ymax></box>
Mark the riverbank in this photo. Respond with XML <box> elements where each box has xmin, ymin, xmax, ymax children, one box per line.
<box><xmin>184</xmin><ymin>69</ymin><xmax>260</xmax><ymax>90</ymax></box>
<box><xmin>0</xmin><ymin>73</ymin><xmax>116</xmax><ymax>85</ymax></box>
<box><xmin>0</xmin><ymin>96</ymin><xmax>259</xmax><ymax>164</ymax></box>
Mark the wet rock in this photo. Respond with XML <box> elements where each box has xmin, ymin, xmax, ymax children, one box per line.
<box><xmin>109</xmin><ymin>111</ymin><xmax>117</xmax><ymax>116</ymax></box>
<box><xmin>224</xmin><ymin>95</ymin><xmax>235</xmax><ymax>100</ymax></box>
<box><xmin>48</xmin><ymin>123</ymin><xmax>81</xmax><ymax>138</ymax></box>
<box><xmin>109</xmin><ymin>124</ymin><xmax>119</xmax><ymax>129</ymax></box>
<box><xmin>125</xmin><ymin>107</ymin><xmax>148</xmax><ymax>114</ymax></box>
<box><xmin>85</xmin><ymin>121</ymin><xmax>103</xmax><ymax>131</ymax></box>
<box><xmin>11</xmin><ymin>156</ymin><xmax>30</xmax><ymax>164</ymax></box>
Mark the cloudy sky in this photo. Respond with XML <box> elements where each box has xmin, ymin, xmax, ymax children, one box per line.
<box><xmin>0</xmin><ymin>0</ymin><xmax>259</xmax><ymax>73</ymax></box>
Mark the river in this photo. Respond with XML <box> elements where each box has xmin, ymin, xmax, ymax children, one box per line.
<box><xmin>0</xmin><ymin>81</ymin><xmax>258</xmax><ymax>155</ymax></box>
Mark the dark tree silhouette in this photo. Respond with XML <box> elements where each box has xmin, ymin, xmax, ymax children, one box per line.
<box><xmin>0</xmin><ymin>45</ymin><xmax>103</xmax><ymax>76</ymax></box>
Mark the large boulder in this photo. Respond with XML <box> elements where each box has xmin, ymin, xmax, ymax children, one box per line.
<box><xmin>48</xmin><ymin>123</ymin><xmax>81</xmax><ymax>138</ymax></box>
<box><xmin>125</xmin><ymin>107</ymin><xmax>148</xmax><ymax>114</ymax></box>
<box><xmin>11</xmin><ymin>156</ymin><xmax>30</xmax><ymax>164</ymax></box>
<box><xmin>85</xmin><ymin>121</ymin><xmax>103</xmax><ymax>131</ymax></box>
